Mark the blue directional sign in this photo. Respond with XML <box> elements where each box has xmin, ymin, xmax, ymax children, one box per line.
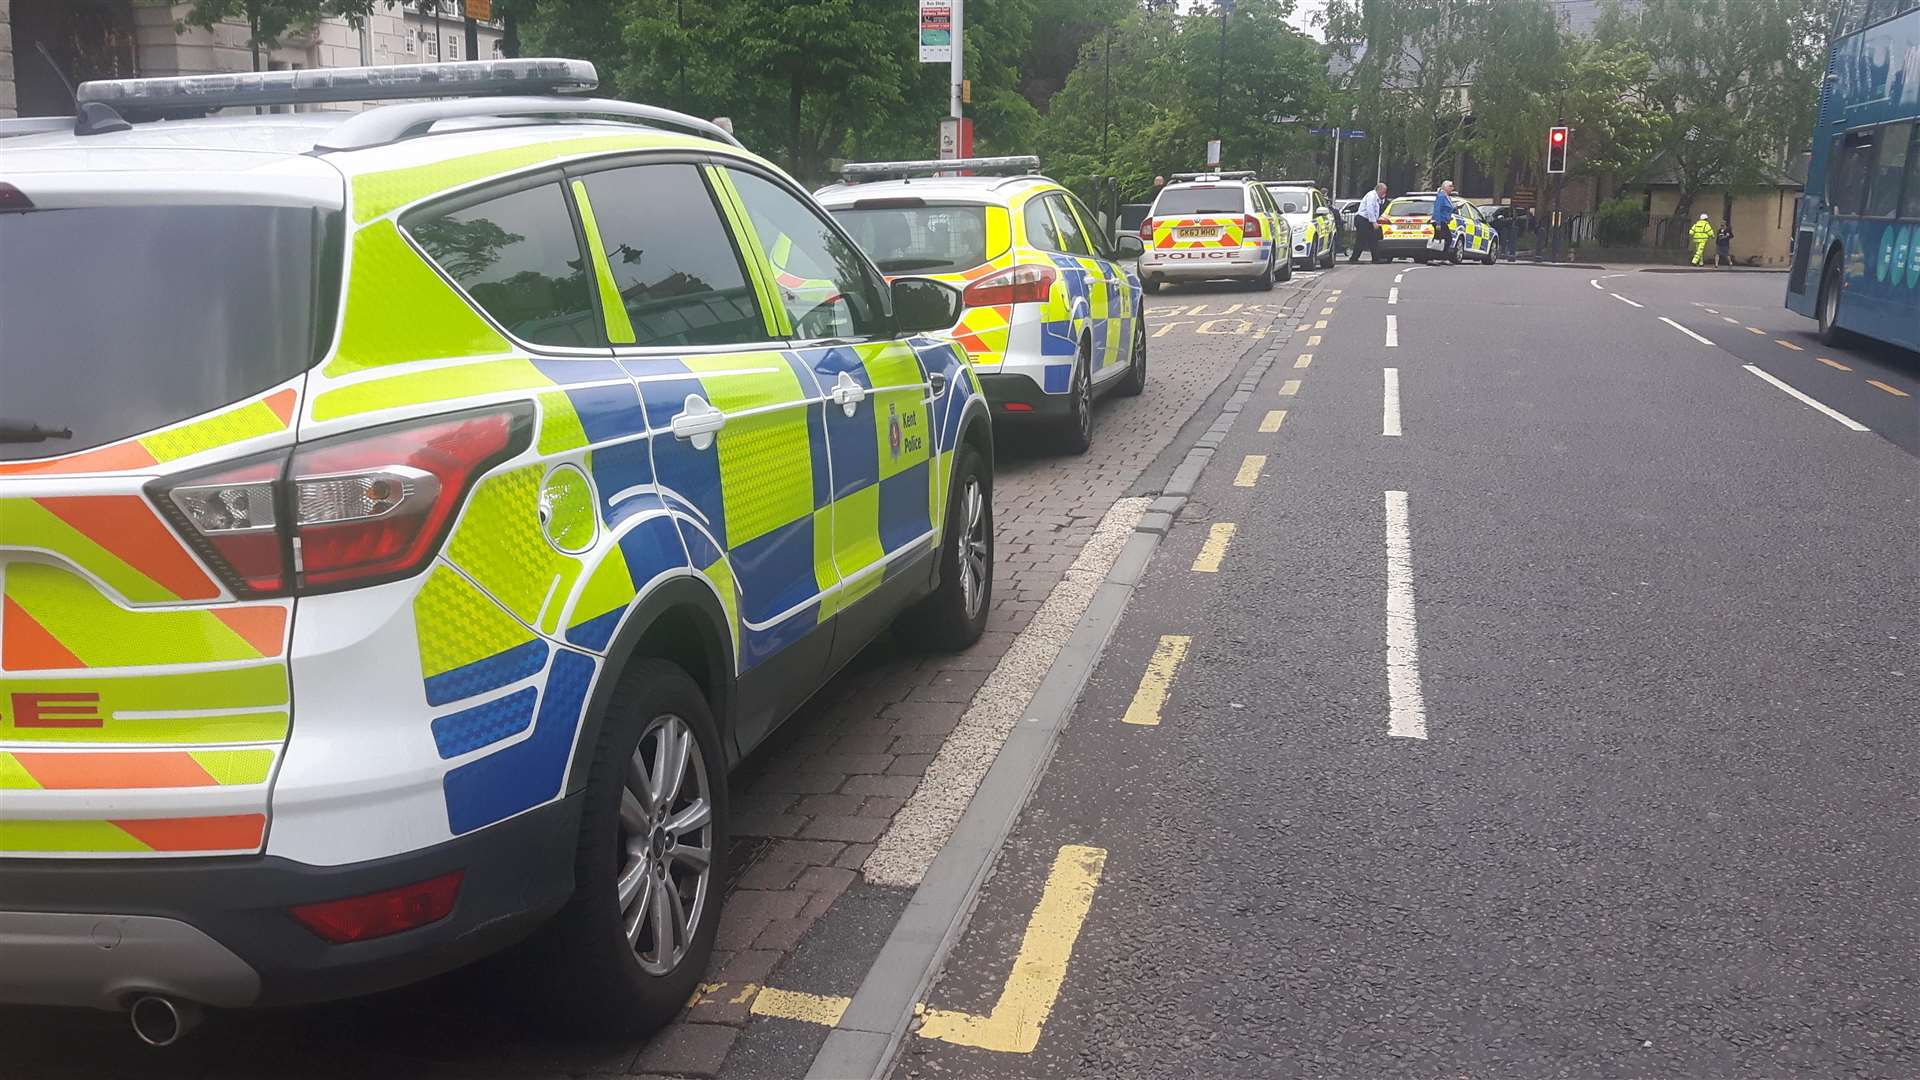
<box><xmin>1308</xmin><ymin>127</ymin><xmax>1334</xmax><ymax>135</ymax></box>
<box><xmin>1342</xmin><ymin>129</ymin><xmax>1368</xmax><ymax>139</ymax></box>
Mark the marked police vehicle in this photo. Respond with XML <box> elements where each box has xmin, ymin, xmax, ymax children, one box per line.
<box><xmin>0</xmin><ymin>60</ymin><xmax>993</xmax><ymax>1043</ymax></box>
<box><xmin>819</xmin><ymin>158</ymin><xmax>1147</xmax><ymax>455</ymax></box>
<box><xmin>1374</xmin><ymin>191</ymin><xmax>1498</xmax><ymax>264</ymax></box>
<box><xmin>1137</xmin><ymin>171</ymin><xmax>1290</xmax><ymax>293</ymax></box>
<box><xmin>1260</xmin><ymin>180</ymin><xmax>1338</xmax><ymax>269</ymax></box>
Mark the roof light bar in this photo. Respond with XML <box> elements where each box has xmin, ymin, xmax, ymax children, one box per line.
<box><xmin>75</xmin><ymin>58</ymin><xmax>597</xmax><ymax>115</ymax></box>
<box><xmin>1171</xmin><ymin>170</ymin><xmax>1257</xmax><ymax>182</ymax></box>
<box><xmin>839</xmin><ymin>156</ymin><xmax>1042</xmax><ymax>180</ymax></box>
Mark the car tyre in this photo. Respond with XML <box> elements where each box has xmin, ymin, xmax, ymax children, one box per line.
<box><xmin>1278</xmin><ymin>253</ymin><xmax>1294</xmax><ymax>282</ymax></box>
<box><xmin>1054</xmin><ymin>344</ymin><xmax>1094</xmax><ymax>455</ymax></box>
<box><xmin>1142</xmin><ymin>276</ymin><xmax>1162</xmax><ymax>295</ymax></box>
<box><xmin>1256</xmin><ymin>257</ymin><xmax>1275</xmax><ymax>291</ymax></box>
<box><xmin>518</xmin><ymin>659</ymin><xmax>727</xmax><ymax>1037</ymax></box>
<box><xmin>896</xmin><ymin>442</ymin><xmax>993</xmax><ymax>651</ymax></box>
<box><xmin>1816</xmin><ymin>259</ymin><xmax>1850</xmax><ymax>347</ymax></box>
<box><xmin>1481</xmin><ymin>246</ymin><xmax>1496</xmax><ymax>266</ymax></box>
<box><xmin>1115</xmin><ymin>313</ymin><xmax>1147</xmax><ymax>397</ymax></box>
<box><xmin>1318</xmin><ymin>242</ymin><xmax>1335</xmax><ymax>269</ymax></box>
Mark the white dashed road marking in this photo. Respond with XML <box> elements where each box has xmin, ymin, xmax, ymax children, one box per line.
<box><xmin>1385</xmin><ymin>314</ymin><xmax>1398</xmax><ymax>348</ymax></box>
<box><xmin>1382</xmin><ymin>367</ymin><xmax>1402</xmax><ymax>437</ymax></box>
<box><xmin>1659</xmin><ymin>316</ymin><xmax>1714</xmax><ymax>345</ymax></box>
<box><xmin>1742</xmin><ymin>365</ymin><xmax>1871</xmax><ymax>432</ymax></box>
<box><xmin>1610</xmin><ymin>293</ymin><xmax>1643</xmax><ymax>308</ymax></box>
<box><xmin>1384</xmin><ymin>490</ymin><xmax>1427</xmax><ymax>740</ymax></box>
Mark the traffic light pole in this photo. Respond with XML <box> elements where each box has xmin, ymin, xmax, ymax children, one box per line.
<box><xmin>1551</xmin><ymin>171</ymin><xmax>1564</xmax><ymax>263</ymax></box>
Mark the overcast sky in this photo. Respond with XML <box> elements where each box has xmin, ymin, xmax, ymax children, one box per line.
<box><xmin>1289</xmin><ymin>0</ymin><xmax>1328</xmax><ymax>40</ymax></box>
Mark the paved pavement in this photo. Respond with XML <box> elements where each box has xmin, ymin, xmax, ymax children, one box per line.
<box><xmin>899</xmin><ymin>264</ymin><xmax>1919</xmax><ymax>1078</ymax></box>
<box><xmin>0</xmin><ymin>271</ymin><xmax>1329</xmax><ymax>1078</ymax></box>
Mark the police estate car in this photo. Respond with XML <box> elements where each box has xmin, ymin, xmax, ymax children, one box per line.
<box><xmin>1260</xmin><ymin>180</ymin><xmax>1338</xmax><ymax>269</ymax></box>
<box><xmin>1138</xmin><ymin>171</ymin><xmax>1290</xmax><ymax>293</ymax></box>
<box><xmin>818</xmin><ymin>159</ymin><xmax>1147</xmax><ymax>455</ymax></box>
<box><xmin>0</xmin><ymin>60</ymin><xmax>992</xmax><ymax>1043</ymax></box>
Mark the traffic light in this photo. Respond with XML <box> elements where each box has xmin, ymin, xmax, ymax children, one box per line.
<box><xmin>1547</xmin><ymin>126</ymin><xmax>1569</xmax><ymax>174</ymax></box>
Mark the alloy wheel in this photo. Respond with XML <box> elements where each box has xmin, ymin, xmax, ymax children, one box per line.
<box><xmin>957</xmin><ymin>477</ymin><xmax>989</xmax><ymax>621</ymax></box>
<box><xmin>616</xmin><ymin>714</ymin><xmax>713</xmax><ymax>976</ymax></box>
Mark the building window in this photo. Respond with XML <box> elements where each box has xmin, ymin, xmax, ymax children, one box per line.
<box><xmin>446</xmin><ymin>36</ymin><xmax>460</xmax><ymax>60</ymax></box>
<box><xmin>405</xmin><ymin>34</ymin><xmax>417</xmax><ymax>54</ymax></box>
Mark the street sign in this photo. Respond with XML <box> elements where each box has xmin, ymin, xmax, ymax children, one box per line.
<box><xmin>919</xmin><ymin>0</ymin><xmax>953</xmax><ymax>62</ymax></box>
<box><xmin>1511</xmin><ymin>185</ymin><xmax>1536</xmax><ymax>209</ymax></box>
<box><xmin>465</xmin><ymin>0</ymin><xmax>491</xmax><ymax>19</ymax></box>
<box><xmin>1308</xmin><ymin>127</ymin><xmax>1333</xmax><ymax>136</ymax></box>
<box><xmin>1341</xmin><ymin>129</ymin><xmax>1367</xmax><ymax>139</ymax></box>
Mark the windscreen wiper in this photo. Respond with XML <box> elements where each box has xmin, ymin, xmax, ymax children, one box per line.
<box><xmin>0</xmin><ymin>420</ymin><xmax>74</xmax><ymax>444</ymax></box>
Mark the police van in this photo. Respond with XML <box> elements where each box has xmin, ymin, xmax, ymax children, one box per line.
<box><xmin>1137</xmin><ymin>171</ymin><xmax>1290</xmax><ymax>292</ymax></box>
<box><xmin>0</xmin><ymin>60</ymin><xmax>993</xmax><ymax>1042</ymax></box>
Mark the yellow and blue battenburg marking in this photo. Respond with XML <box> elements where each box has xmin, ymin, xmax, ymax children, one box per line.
<box><xmin>1036</xmin><ymin>253</ymin><xmax>1137</xmax><ymax>394</ymax></box>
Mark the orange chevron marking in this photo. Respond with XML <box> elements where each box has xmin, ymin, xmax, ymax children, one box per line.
<box><xmin>1</xmin><ymin>598</ymin><xmax>83</xmax><ymax>670</ymax></box>
<box><xmin>263</xmin><ymin>388</ymin><xmax>298</xmax><ymax>426</ymax></box>
<box><xmin>212</xmin><ymin>606</ymin><xmax>288</xmax><ymax>657</ymax></box>
<box><xmin>112</xmin><ymin>814</ymin><xmax>265</xmax><ymax>852</ymax></box>
<box><xmin>14</xmin><ymin>751</ymin><xmax>219</xmax><ymax>790</ymax></box>
<box><xmin>35</xmin><ymin>496</ymin><xmax>219</xmax><ymax>601</ymax></box>
<box><xmin>0</xmin><ymin>441</ymin><xmax>157</xmax><ymax>477</ymax></box>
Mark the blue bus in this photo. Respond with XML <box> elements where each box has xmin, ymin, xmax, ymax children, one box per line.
<box><xmin>1787</xmin><ymin>0</ymin><xmax>1920</xmax><ymax>351</ymax></box>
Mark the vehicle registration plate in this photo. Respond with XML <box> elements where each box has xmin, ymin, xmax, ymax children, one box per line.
<box><xmin>1176</xmin><ymin>226</ymin><xmax>1219</xmax><ymax>239</ymax></box>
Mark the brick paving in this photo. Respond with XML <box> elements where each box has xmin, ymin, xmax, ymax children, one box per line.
<box><xmin>0</xmin><ymin>282</ymin><xmax>1320</xmax><ymax>1080</ymax></box>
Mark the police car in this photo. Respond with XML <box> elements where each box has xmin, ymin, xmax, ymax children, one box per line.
<box><xmin>818</xmin><ymin>159</ymin><xmax>1146</xmax><ymax>455</ymax></box>
<box><xmin>1138</xmin><ymin>171</ymin><xmax>1291</xmax><ymax>293</ymax></box>
<box><xmin>1260</xmin><ymin>181</ymin><xmax>1338</xmax><ymax>269</ymax></box>
<box><xmin>1374</xmin><ymin>192</ymin><xmax>1498</xmax><ymax>264</ymax></box>
<box><xmin>0</xmin><ymin>60</ymin><xmax>992</xmax><ymax>1042</ymax></box>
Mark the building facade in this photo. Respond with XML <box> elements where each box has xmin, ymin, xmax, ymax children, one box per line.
<box><xmin>2</xmin><ymin>1</ymin><xmax>503</xmax><ymax>119</ymax></box>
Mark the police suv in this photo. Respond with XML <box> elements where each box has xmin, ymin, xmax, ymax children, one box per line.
<box><xmin>0</xmin><ymin>60</ymin><xmax>993</xmax><ymax>1042</ymax></box>
<box><xmin>1137</xmin><ymin>171</ymin><xmax>1290</xmax><ymax>293</ymax></box>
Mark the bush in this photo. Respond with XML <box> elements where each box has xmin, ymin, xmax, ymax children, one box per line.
<box><xmin>1593</xmin><ymin>195</ymin><xmax>1649</xmax><ymax>247</ymax></box>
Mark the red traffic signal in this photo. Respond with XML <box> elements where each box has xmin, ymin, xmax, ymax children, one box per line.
<box><xmin>1547</xmin><ymin>126</ymin><xmax>1569</xmax><ymax>174</ymax></box>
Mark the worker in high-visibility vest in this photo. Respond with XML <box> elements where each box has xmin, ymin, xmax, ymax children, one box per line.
<box><xmin>1689</xmin><ymin>213</ymin><xmax>1715</xmax><ymax>266</ymax></box>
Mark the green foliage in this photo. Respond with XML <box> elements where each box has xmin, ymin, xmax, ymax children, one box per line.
<box><xmin>176</xmin><ymin>0</ymin><xmax>379</xmax><ymax>68</ymax></box>
<box><xmin>1592</xmin><ymin>194</ymin><xmax>1649</xmax><ymax>246</ymax></box>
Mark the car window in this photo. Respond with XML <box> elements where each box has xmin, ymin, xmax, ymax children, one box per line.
<box><xmin>574</xmin><ymin>163</ymin><xmax>768</xmax><ymax>349</ymax></box>
<box><xmin>1047</xmin><ymin>195</ymin><xmax>1094</xmax><ymax>256</ymax></box>
<box><xmin>833</xmin><ymin>202</ymin><xmax>990</xmax><ymax>274</ymax></box>
<box><xmin>1153</xmin><ymin>186</ymin><xmax>1244</xmax><ymax>216</ymax></box>
<box><xmin>1024</xmin><ymin>195</ymin><xmax>1066</xmax><ymax>250</ymax></box>
<box><xmin>727</xmin><ymin>167</ymin><xmax>889</xmax><ymax>341</ymax></box>
<box><xmin>1266</xmin><ymin>187</ymin><xmax>1313</xmax><ymax>214</ymax></box>
<box><xmin>1060</xmin><ymin>192</ymin><xmax>1115</xmax><ymax>258</ymax></box>
<box><xmin>409</xmin><ymin>181</ymin><xmax>599</xmax><ymax>348</ymax></box>
<box><xmin>1386</xmin><ymin>197</ymin><xmax>1435</xmax><ymax>219</ymax></box>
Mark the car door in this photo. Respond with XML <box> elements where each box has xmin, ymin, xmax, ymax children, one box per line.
<box><xmin>717</xmin><ymin>164</ymin><xmax>939</xmax><ymax>673</ymax></box>
<box><xmin>1043</xmin><ymin>192</ymin><xmax>1122</xmax><ymax>381</ymax></box>
<box><xmin>1060</xmin><ymin>191</ymin><xmax>1136</xmax><ymax>384</ymax></box>
<box><xmin>567</xmin><ymin>158</ymin><xmax>835</xmax><ymax>754</ymax></box>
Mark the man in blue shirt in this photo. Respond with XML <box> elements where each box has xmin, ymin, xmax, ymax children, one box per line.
<box><xmin>1430</xmin><ymin>180</ymin><xmax>1456</xmax><ymax>264</ymax></box>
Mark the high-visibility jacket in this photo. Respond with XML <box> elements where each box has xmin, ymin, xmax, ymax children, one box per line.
<box><xmin>1688</xmin><ymin>219</ymin><xmax>1716</xmax><ymax>242</ymax></box>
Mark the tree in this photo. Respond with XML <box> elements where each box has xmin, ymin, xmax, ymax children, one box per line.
<box><xmin>1325</xmin><ymin>0</ymin><xmax>1487</xmax><ymax>185</ymax></box>
<box><xmin>177</xmin><ymin>0</ymin><xmax>379</xmax><ymax>72</ymax></box>
<box><xmin>1597</xmin><ymin>0</ymin><xmax>1827</xmax><ymax>234</ymax></box>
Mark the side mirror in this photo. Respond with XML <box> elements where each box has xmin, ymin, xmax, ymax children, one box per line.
<box><xmin>891</xmin><ymin>277</ymin><xmax>963</xmax><ymax>335</ymax></box>
<box><xmin>1115</xmin><ymin>234</ymin><xmax>1146</xmax><ymax>259</ymax></box>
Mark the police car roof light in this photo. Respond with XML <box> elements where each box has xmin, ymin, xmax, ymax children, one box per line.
<box><xmin>74</xmin><ymin>58</ymin><xmax>598</xmax><ymax>117</ymax></box>
<box><xmin>840</xmin><ymin>156</ymin><xmax>1042</xmax><ymax>180</ymax></box>
<box><xmin>1171</xmin><ymin>170</ymin><xmax>1255</xmax><ymax>182</ymax></box>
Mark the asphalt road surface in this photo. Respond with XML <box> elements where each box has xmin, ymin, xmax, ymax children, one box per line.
<box><xmin>900</xmin><ymin>264</ymin><xmax>1919</xmax><ymax>1079</ymax></box>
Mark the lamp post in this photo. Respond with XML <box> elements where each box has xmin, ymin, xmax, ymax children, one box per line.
<box><xmin>1216</xmin><ymin>1</ymin><xmax>1233</xmax><ymax>140</ymax></box>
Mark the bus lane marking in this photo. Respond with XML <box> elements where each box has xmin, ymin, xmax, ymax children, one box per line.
<box><xmin>1192</xmin><ymin>524</ymin><xmax>1236</xmax><ymax>573</ymax></box>
<box><xmin>1776</xmin><ymin>340</ymin><xmax>1803</xmax><ymax>351</ymax></box>
<box><xmin>1868</xmin><ymin>379</ymin><xmax>1910</xmax><ymax>397</ymax></box>
<box><xmin>1818</xmin><ymin>357</ymin><xmax>1852</xmax><ymax>371</ymax></box>
<box><xmin>916</xmin><ymin>844</ymin><xmax>1109</xmax><ymax>1053</ymax></box>
<box><xmin>1384</xmin><ymin>490</ymin><xmax>1428</xmax><ymax>740</ymax></box>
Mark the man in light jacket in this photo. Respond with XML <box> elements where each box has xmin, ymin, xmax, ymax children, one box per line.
<box><xmin>1352</xmin><ymin>182</ymin><xmax>1387</xmax><ymax>263</ymax></box>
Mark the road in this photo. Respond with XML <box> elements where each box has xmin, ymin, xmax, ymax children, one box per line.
<box><xmin>899</xmin><ymin>263</ymin><xmax>1920</xmax><ymax>1079</ymax></box>
<box><xmin>8</xmin><ymin>264</ymin><xmax>1915</xmax><ymax>1079</ymax></box>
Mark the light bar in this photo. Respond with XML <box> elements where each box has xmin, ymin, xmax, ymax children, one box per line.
<box><xmin>1172</xmin><ymin>170</ymin><xmax>1256</xmax><ymax>181</ymax></box>
<box><xmin>839</xmin><ymin>156</ymin><xmax>1042</xmax><ymax>180</ymax></box>
<box><xmin>75</xmin><ymin>58</ymin><xmax>597</xmax><ymax>114</ymax></box>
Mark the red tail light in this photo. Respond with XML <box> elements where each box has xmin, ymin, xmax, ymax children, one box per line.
<box><xmin>290</xmin><ymin>870</ymin><xmax>463</xmax><ymax>943</ymax></box>
<box><xmin>1138</xmin><ymin>218</ymin><xmax>1153</xmax><ymax>241</ymax></box>
<box><xmin>962</xmin><ymin>263</ymin><xmax>1058</xmax><ymax>307</ymax></box>
<box><xmin>150</xmin><ymin>404</ymin><xmax>531</xmax><ymax>597</ymax></box>
<box><xmin>1243</xmin><ymin>214</ymin><xmax>1262</xmax><ymax>240</ymax></box>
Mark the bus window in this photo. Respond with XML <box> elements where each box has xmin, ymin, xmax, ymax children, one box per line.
<box><xmin>1831</xmin><ymin>132</ymin><xmax>1875</xmax><ymax>214</ymax></box>
<box><xmin>1905</xmin><ymin>125</ymin><xmax>1920</xmax><ymax>219</ymax></box>
<box><xmin>1867</xmin><ymin>123</ymin><xmax>1912</xmax><ymax>217</ymax></box>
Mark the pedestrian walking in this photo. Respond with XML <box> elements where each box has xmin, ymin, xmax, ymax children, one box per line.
<box><xmin>1715</xmin><ymin>218</ymin><xmax>1734</xmax><ymax>267</ymax></box>
<box><xmin>1496</xmin><ymin>208</ymin><xmax>1519</xmax><ymax>260</ymax></box>
<box><xmin>1352</xmin><ymin>182</ymin><xmax>1387</xmax><ymax>263</ymax></box>
<box><xmin>1429</xmin><ymin>180</ymin><xmax>1457</xmax><ymax>264</ymax></box>
<box><xmin>1689</xmin><ymin>213</ymin><xmax>1715</xmax><ymax>266</ymax></box>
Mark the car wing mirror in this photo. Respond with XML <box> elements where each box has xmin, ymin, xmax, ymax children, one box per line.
<box><xmin>890</xmin><ymin>277</ymin><xmax>964</xmax><ymax>335</ymax></box>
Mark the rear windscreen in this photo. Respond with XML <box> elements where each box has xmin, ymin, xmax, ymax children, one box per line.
<box><xmin>1153</xmin><ymin>187</ymin><xmax>1245</xmax><ymax>216</ymax></box>
<box><xmin>832</xmin><ymin>204</ymin><xmax>989</xmax><ymax>275</ymax></box>
<box><xmin>1386</xmin><ymin>198</ymin><xmax>1436</xmax><ymax>219</ymax></box>
<box><xmin>0</xmin><ymin>203</ymin><xmax>327</xmax><ymax>461</ymax></box>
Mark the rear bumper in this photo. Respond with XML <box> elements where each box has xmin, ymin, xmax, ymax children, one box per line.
<box><xmin>0</xmin><ymin>792</ymin><xmax>581</xmax><ymax>1011</ymax></box>
<box><xmin>1375</xmin><ymin>237</ymin><xmax>1438</xmax><ymax>259</ymax></box>
<box><xmin>1139</xmin><ymin>246</ymin><xmax>1270</xmax><ymax>280</ymax></box>
<box><xmin>977</xmin><ymin>370</ymin><xmax>1072</xmax><ymax>421</ymax></box>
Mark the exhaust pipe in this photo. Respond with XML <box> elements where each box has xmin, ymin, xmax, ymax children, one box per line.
<box><xmin>129</xmin><ymin>994</ymin><xmax>203</xmax><ymax>1047</ymax></box>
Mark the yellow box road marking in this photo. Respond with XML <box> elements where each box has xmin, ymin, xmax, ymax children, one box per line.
<box><xmin>1233</xmin><ymin>454</ymin><xmax>1267</xmax><ymax>487</ymax></box>
<box><xmin>1868</xmin><ymin>379</ymin><xmax>1910</xmax><ymax>397</ymax></box>
<box><xmin>1307</xmin><ymin>335</ymin><xmax>1322</xmax><ymax>346</ymax></box>
<box><xmin>1258</xmin><ymin>409</ymin><xmax>1287</xmax><ymax>433</ymax></box>
<box><xmin>1818</xmin><ymin>357</ymin><xmax>1852</xmax><ymax>371</ymax></box>
<box><xmin>1121</xmin><ymin>635</ymin><xmax>1191</xmax><ymax>726</ymax></box>
<box><xmin>1294</xmin><ymin>353</ymin><xmax>1313</xmax><ymax>369</ymax></box>
<box><xmin>1279</xmin><ymin>379</ymin><xmax>1302</xmax><ymax>396</ymax></box>
<box><xmin>1776</xmin><ymin>340</ymin><xmax>1803</xmax><ymax>351</ymax></box>
<box><xmin>918</xmin><ymin>845</ymin><xmax>1109</xmax><ymax>1052</ymax></box>
<box><xmin>1191</xmin><ymin>523</ymin><xmax>1236</xmax><ymax>573</ymax></box>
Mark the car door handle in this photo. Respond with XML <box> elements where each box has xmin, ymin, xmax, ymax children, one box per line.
<box><xmin>828</xmin><ymin>371</ymin><xmax>866</xmax><ymax>417</ymax></box>
<box><xmin>670</xmin><ymin>394</ymin><xmax>725</xmax><ymax>450</ymax></box>
<box><xmin>928</xmin><ymin>371</ymin><xmax>947</xmax><ymax>396</ymax></box>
